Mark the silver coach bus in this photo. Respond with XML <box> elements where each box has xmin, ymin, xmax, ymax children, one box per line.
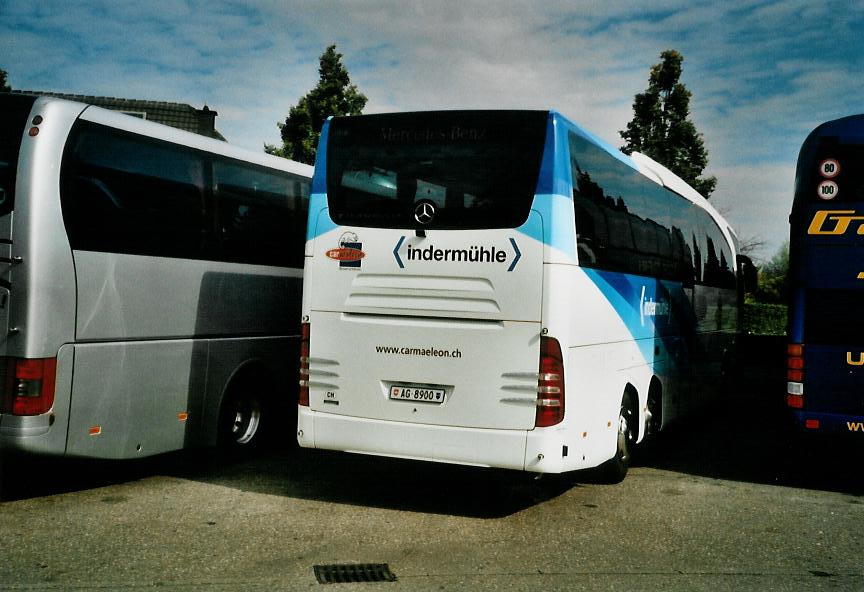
<box><xmin>0</xmin><ymin>94</ymin><xmax>311</xmax><ymax>459</ymax></box>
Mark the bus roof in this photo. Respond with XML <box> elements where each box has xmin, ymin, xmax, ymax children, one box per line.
<box><xmin>28</xmin><ymin>95</ymin><xmax>314</xmax><ymax>179</ymax></box>
<box><xmin>805</xmin><ymin>113</ymin><xmax>864</xmax><ymax>143</ymax></box>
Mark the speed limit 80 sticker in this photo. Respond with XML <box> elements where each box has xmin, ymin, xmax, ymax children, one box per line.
<box><xmin>819</xmin><ymin>158</ymin><xmax>840</xmax><ymax>179</ymax></box>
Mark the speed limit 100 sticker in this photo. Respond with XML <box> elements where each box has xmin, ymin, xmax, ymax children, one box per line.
<box><xmin>817</xmin><ymin>179</ymin><xmax>839</xmax><ymax>200</ymax></box>
<box><xmin>819</xmin><ymin>158</ymin><xmax>840</xmax><ymax>178</ymax></box>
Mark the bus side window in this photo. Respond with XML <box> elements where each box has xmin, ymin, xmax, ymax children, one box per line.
<box><xmin>213</xmin><ymin>160</ymin><xmax>307</xmax><ymax>268</ymax></box>
<box><xmin>61</xmin><ymin>122</ymin><xmax>206</xmax><ymax>259</ymax></box>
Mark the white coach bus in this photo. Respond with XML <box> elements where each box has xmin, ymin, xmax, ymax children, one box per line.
<box><xmin>0</xmin><ymin>94</ymin><xmax>311</xmax><ymax>459</ymax></box>
<box><xmin>298</xmin><ymin>110</ymin><xmax>743</xmax><ymax>481</ymax></box>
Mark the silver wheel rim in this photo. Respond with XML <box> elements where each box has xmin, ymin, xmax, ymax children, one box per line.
<box><xmin>231</xmin><ymin>404</ymin><xmax>261</xmax><ymax>445</ymax></box>
<box><xmin>617</xmin><ymin>409</ymin><xmax>631</xmax><ymax>464</ymax></box>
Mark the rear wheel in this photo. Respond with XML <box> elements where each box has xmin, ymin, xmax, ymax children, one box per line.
<box><xmin>218</xmin><ymin>380</ymin><xmax>266</xmax><ymax>450</ymax></box>
<box><xmin>646</xmin><ymin>384</ymin><xmax>662</xmax><ymax>437</ymax></box>
<box><xmin>600</xmin><ymin>393</ymin><xmax>637</xmax><ymax>483</ymax></box>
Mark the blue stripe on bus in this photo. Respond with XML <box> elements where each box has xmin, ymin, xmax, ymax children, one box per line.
<box><xmin>311</xmin><ymin>119</ymin><xmax>330</xmax><ymax>196</ymax></box>
<box><xmin>583</xmin><ymin>268</ymin><xmax>658</xmax><ymax>366</ymax></box>
<box><xmin>537</xmin><ymin>112</ymin><xmax>640</xmax><ymax>196</ymax></box>
<box><xmin>535</xmin><ymin>112</ymin><xmax>572</xmax><ymax>197</ymax></box>
<box><xmin>520</xmin><ymin>194</ymin><xmax>575</xmax><ymax>258</ymax></box>
<box><xmin>305</xmin><ymin>194</ymin><xmax>336</xmax><ymax>242</ymax></box>
<box><xmin>554</xmin><ymin>111</ymin><xmax>640</xmax><ymax>174</ymax></box>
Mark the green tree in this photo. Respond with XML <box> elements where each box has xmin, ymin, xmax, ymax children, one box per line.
<box><xmin>0</xmin><ymin>69</ymin><xmax>11</xmax><ymax>92</ymax></box>
<box><xmin>753</xmin><ymin>240</ymin><xmax>789</xmax><ymax>304</ymax></box>
<box><xmin>620</xmin><ymin>49</ymin><xmax>716</xmax><ymax>198</ymax></box>
<box><xmin>266</xmin><ymin>45</ymin><xmax>367</xmax><ymax>165</ymax></box>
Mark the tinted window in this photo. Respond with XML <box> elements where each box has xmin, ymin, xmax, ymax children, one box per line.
<box><xmin>61</xmin><ymin>122</ymin><xmax>207</xmax><ymax>259</ymax></box>
<box><xmin>61</xmin><ymin>121</ymin><xmax>309</xmax><ymax>266</ymax></box>
<box><xmin>0</xmin><ymin>94</ymin><xmax>37</xmax><ymax>217</ymax></box>
<box><xmin>702</xmin><ymin>219</ymin><xmax>736</xmax><ymax>289</ymax></box>
<box><xmin>327</xmin><ymin>111</ymin><xmax>547</xmax><ymax>229</ymax></box>
<box><xmin>569</xmin><ymin>131</ymin><xmax>732</xmax><ymax>288</ymax></box>
<box><xmin>570</xmin><ymin>132</ymin><xmax>677</xmax><ymax>281</ymax></box>
<box><xmin>214</xmin><ymin>159</ymin><xmax>308</xmax><ymax>267</ymax></box>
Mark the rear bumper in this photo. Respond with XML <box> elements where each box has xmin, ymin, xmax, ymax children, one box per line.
<box><xmin>0</xmin><ymin>413</ymin><xmax>65</xmax><ymax>455</ymax></box>
<box><xmin>790</xmin><ymin>410</ymin><xmax>864</xmax><ymax>435</ymax></box>
<box><xmin>298</xmin><ymin>407</ymin><xmax>570</xmax><ymax>472</ymax></box>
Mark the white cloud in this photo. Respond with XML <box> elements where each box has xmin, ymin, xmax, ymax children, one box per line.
<box><xmin>2</xmin><ymin>0</ymin><xmax>862</xmax><ymax>251</ymax></box>
<box><xmin>710</xmin><ymin>162</ymin><xmax>795</xmax><ymax>261</ymax></box>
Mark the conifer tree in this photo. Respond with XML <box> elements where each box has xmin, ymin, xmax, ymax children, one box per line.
<box><xmin>267</xmin><ymin>45</ymin><xmax>367</xmax><ymax>165</ymax></box>
<box><xmin>620</xmin><ymin>50</ymin><xmax>716</xmax><ymax>198</ymax></box>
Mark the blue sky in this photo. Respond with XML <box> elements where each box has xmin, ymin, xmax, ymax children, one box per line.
<box><xmin>2</xmin><ymin>0</ymin><xmax>863</xmax><ymax>260</ymax></box>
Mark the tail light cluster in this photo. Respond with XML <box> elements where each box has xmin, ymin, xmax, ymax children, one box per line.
<box><xmin>786</xmin><ymin>343</ymin><xmax>804</xmax><ymax>410</ymax></box>
<box><xmin>536</xmin><ymin>336</ymin><xmax>565</xmax><ymax>427</ymax></box>
<box><xmin>298</xmin><ymin>322</ymin><xmax>310</xmax><ymax>406</ymax></box>
<box><xmin>0</xmin><ymin>357</ymin><xmax>57</xmax><ymax>416</ymax></box>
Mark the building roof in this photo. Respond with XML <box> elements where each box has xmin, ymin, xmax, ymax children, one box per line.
<box><xmin>11</xmin><ymin>90</ymin><xmax>225</xmax><ymax>140</ymax></box>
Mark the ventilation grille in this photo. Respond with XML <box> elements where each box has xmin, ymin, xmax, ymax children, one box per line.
<box><xmin>313</xmin><ymin>563</ymin><xmax>397</xmax><ymax>584</ymax></box>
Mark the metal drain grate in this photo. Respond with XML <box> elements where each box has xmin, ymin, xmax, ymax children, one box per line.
<box><xmin>313</xmin><ymin>563</ymin><xmax>397</xmax><ymax>584</ymax></box>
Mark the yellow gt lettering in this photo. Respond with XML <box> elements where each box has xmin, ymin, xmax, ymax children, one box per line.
<box><xmin>808</xmin><ymin>210</ymin><xmax>864</xmax><ymax>235</ymax></box>
<box><xmin>847</xmin><ymin>352</ymin><xmax>864</xmax><ymax>366</ymax></box>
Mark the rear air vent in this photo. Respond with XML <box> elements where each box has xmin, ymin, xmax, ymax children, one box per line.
<box><xmin>313</xmin><ymin>563</ymin><xmax>397</xmax><ymax>584</ymax></box>
<box><xmin>346</xmin><ymin>273</ymin><xmax>500</xmax><ymax>315</ymax></box>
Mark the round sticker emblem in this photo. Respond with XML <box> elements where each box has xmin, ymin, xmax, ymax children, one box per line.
<box><xmin>817</xmin><ymin>180</ymin><xmax>839</xmax><ymax>200</ymax></box>
<box><xmin>819</xmin><ymin>159</ymin><xmax>840</xmax><ymax>179</ymax></box>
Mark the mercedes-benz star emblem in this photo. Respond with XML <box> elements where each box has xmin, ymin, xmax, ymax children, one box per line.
<box><xmin>414</xmin><ymin>201</ymin><xmax>436</xmax><ymax>225</ymax></box>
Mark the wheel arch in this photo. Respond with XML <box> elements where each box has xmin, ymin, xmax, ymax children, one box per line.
<box><xmin>213</xmin><ymin>357</ymin><xmax>278</xmax><ymax>448</ymax></box>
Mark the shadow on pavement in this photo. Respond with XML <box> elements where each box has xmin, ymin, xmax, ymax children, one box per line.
<box><xmin>0</xmin><ymin>443</ymin><xmax>566</xmax><ymax>517</ymax></box>
<box><xmin>2</xmin><ymin>335</ymin><xmax>861</xmax><ymax>511</ymax></box>
<box><xmin>633</xmin><ymin>391</ymin><xmax>864</xmax><ymax>497</ymax></box>
<box><xmin>634</xmin><ymin>337</ymin><xmax>864</xmax><ymax>496</ymax></box>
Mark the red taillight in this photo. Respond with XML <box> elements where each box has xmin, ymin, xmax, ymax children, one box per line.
<box><xmin>536</xmin><ymin>336</ymin><xmax>565</xmax><ymax>428</ymax></box>
<box><xmin>786</xmin><ymin>393</ymin><xmax>804</xmax><ymax>409</ymax></box>
<box><xmin>786</xmin><ymin>343</ymin><xmax>804</xmax><ymax>410</ymax></box>
<box><xmin>1</xmin><ymin>358</ymin><xmax>57</xmax><ymax>416</ymax></box>
<box><xmin>298</xmin><ymin>322</ymin><xmax>310</xmax><ymax>407</ymax></box>
<box><xmin>787</xmin><ymin>369</ymin><xmax>804</xmax><ymax>382</ymax></box>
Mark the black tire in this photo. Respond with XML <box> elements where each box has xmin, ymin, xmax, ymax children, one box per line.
<box><xmin>646</xmin><ymin>384</ymin><xmax>662</xmax><ymax>437</ymax></box>
<box><xmin>217</xmin><ymin>380</ymin><xmax>266</xmax><ymax>451</ymax></box>
<box><xmin>599</xmin><ymin>394</ymin><xmax>637</xmax><ymax>484</ymax></box>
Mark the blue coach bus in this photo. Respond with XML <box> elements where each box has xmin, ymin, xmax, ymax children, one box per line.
<box><xmin>787</xmin><ymin>114</ymin><xmax>864</xmax><ymax>435</ymax></box>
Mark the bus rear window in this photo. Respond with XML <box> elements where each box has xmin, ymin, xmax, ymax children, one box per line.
<box><xmin>326</xmin><ymin>111</ymin><xmax>547</xmax><ymax>229</ymax></box>
<box><xmin>0</xmin><ymin>94</ymin><xmax>37</xmax><ymax>217</ymax></box>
